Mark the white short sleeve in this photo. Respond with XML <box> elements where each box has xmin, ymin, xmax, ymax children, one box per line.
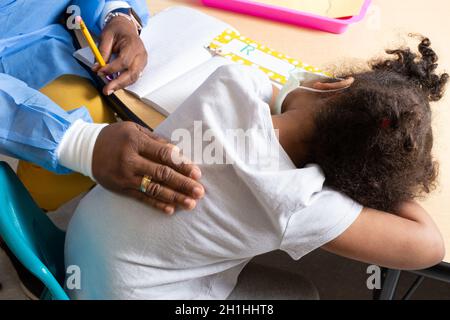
<box><xmin>210</xmin><ymin>64</ymin><xmax>273</xmax><ymax>104</ymax></box>
<box><xmin>280</xmin><ymin>188</ymin><xmax>363</xmax><ymax>260</ymax></box>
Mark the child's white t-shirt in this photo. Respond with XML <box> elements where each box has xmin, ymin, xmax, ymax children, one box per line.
<box><xmin>65</xmin><ymin>65</ymin><xmax>362</xmax><ymax>300</ymax></box>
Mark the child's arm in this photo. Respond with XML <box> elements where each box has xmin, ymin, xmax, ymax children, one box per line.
<box><xmin>270</xmin><ymin>84</ymin><xmax>280</xmax><ymax>110</ymax></box>
<box><xmin>322</xmin><ymin>201</ymin><xmax>445</xmax><ymax>270</ymax></box>
<box><xmin>267</xmin><ymin>84</ymin><xmax>280</xmax><ymax>114</ymax></box>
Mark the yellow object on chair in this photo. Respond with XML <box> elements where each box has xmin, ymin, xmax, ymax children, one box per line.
<box><xmin>17</xmin><ymin>75</ymin><xmax>116</xmax><ymax>211</ymax></box>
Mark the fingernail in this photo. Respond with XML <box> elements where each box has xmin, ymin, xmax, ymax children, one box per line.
<box><xmin>171</xmin><ymin>145</ymin><xmax>181</xmax><ymax>154</ymax></box>
<box><xmin>183</xmin><ymin>198</ymin><xmax>196</xmax><ymax>210</ymax></box>
<box><xmin>106</xmin><ymin>90</ymin><xmax>114</xmax><ymax>96</ymax></box>
<box><xmin>192</xmin><ymin>187</ymin><xmax>204</xmax><ymax>199</ymax></box>
<box><xmin>165</xmin><ymin>206</ymin><xmax>175</xmax><ymax>215</ymax></box>
<box><xmin>190</xmin><ymin>167</ymin><xmax>202</xmax><ymax>180</ymax></box>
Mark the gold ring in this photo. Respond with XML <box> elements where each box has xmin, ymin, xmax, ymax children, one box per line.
<box><xmin>140</xmin><ymin>175</ymin><xmax>152</xmax><ymax>193</ymax></box>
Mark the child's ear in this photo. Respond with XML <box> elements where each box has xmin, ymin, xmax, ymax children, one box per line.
<box><xmin>312</xmin><ymin>77</ymin><xmax>354</xmax><ymax>91</ymax></box>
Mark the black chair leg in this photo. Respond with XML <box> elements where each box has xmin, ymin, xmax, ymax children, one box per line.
<box><xmin>377</xmin><ymin>269</ymin><xmax>401</xmax><ymax>300</ymax></box>
<box><xmin>401</xmin><ymin>275</ymin><xmax>424</xmax><ymax>300</ymax></box>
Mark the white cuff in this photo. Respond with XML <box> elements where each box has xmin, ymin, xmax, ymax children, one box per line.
<box><xmin>57</xmin><ymin>120</ymin><xmax>108</xmax><ymax>180</ymax></box>
<box><xmin>100</xmin><ymin>1</ymin><xmax>132</xmax><ymax>29</ymax></box>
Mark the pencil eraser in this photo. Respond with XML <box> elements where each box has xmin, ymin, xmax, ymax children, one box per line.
<box><xmin>75</xmin><ymin>16</ymin><xmax>82</xmax><ymax>24</ymax></box>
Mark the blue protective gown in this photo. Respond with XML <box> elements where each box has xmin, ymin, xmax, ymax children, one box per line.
<box><xmin>0</xmin><ymin>0</ymin><xmax>149</xmax><ymax>172</ymax></box>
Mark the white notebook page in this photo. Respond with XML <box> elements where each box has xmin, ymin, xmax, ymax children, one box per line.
<box><xmin>126</xmin><ymin>6</ymin><xmax>231</xmax><ymax>98</ymax></box>
<box><xmin>142</xmin><ymin>56</ymin><xmax>231</xmax><ymax>116</ymax></box>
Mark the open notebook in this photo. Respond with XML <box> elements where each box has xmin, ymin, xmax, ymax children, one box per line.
<box><xmin>74</xmin><ymin>7</ymin><xmax>234</xmax><ymax>116</ymax></box>
<box><xmin>74</xmin><ymin>6</ymin><xmax>331</xmax><ymax>116</ymax></box>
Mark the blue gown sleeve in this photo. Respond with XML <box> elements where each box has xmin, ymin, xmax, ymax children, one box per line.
<box><xmin>72</xmin><ymin>0</ymin><xmax>150</xmax><ymax>35</ymax></box>
<box><xmin>0</xmin><ymin>73</ymin><xmax>93</xmax><ymax>173</ymax></box>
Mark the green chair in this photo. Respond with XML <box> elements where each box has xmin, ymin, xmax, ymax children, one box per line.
<box><xmin>0</xmin><ymin>161</ymin><xmax>69</xmax><ymax>300</ymax></box>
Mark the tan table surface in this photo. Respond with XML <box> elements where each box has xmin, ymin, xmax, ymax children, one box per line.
<box><xmin>119</xmin><ymin>0</ymin><xmax>450</xmax><ymax>263</ymax></box>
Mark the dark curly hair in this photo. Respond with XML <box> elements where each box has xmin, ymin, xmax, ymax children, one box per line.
<box><xmin>312</xmin><ymin>36</ymin><xmax>448</xmax><ymax>212</ymax></box>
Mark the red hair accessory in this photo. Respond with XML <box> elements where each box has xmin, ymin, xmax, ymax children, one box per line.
<box><xmin>381</xmin><ymin>118</ymin><xmax>391</xmax><ymax>129</ymax></box>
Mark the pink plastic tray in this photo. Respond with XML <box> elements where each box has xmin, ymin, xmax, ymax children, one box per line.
<box><xmin>201</xmin><ymin>0</ymin><xmax>372</xmax><ymax>34</ymax></box>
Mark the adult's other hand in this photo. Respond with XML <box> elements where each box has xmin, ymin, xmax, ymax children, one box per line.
<box><xmin>94</xmin><ymin>15</ymin><xmax>147</xmax><ymax>95</ymax></box>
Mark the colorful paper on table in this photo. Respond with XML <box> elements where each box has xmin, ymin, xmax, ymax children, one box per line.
<box><xmin>208</xmin><ymin>29</ymin><xmax>330</xmax><ymax>85</ymax></box>
<box><xmin>248</xmin><ymin>0</ymin><xmax>365</xmax><ymax>18</ymax></box>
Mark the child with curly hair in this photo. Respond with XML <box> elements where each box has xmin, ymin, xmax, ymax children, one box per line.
<box><xmin>65</xmin><ymin>37</ymin><xmax>447</xmax><ymax>299</ymax></box>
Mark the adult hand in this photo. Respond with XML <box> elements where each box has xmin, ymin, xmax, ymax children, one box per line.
<box><xmin>92</xmin><ymin>122</ymin><xmax>205</xmax><ymax>215</ymax></box>
<box><xmin>93</xmin><ymin>15</ymin><xmax>147</xmax><ymax>95</ymax></box>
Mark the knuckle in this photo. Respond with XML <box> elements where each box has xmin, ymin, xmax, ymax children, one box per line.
<box><xmin>155</xmin><ymin>165</ymin><xmax>172</xmax><ymax>182</ymax></box>
<box><xmin>178</xmin><ymin>162</ymin><xmax>191</xmax><ymax>174</ymax></box>
<box><xmin>119</xmin><ymin>122</ymin><xmax>139</xmax><ymax>145</ymax></box>
<box><xmin>120</xmin><ymin>57</ymin><xmax>130</xmax><ymax>69</ymax></box>
<box><xmin>167</xmin><ymin>191</ymin><xmax>178</xmax><ymax>204</ymax></box>
<box><xmin>140</xmin><ymin>51</ymin><xmax>149</xmax><ymax>67</ymax></box>
<box><xmin>119</xmin><ymin>121</ymin><xmax>137</xmax><ymax>136</ymax></box>
<box><xmin>129</xmin><ymin>72</ymin><xmax>139</xmax><ymax>83</ymax></box>
<box><xmin>137</xmin><ymin>134</ymin><xmax>151</xmax><ymax>154</ymax></box>
<box><xmin>178</xmin><ymin>177</ymin><xmax>192</xmax><ymax>193</ymax></box>
<box><xmin>157</xmin><ymin>145</ymin><xmax>173</xmax><ymax>163</ymax></box>
<box><xmin>146</xmin><ymin>183</ymin><xmax>162</xmax><ymax>198</ymax></box>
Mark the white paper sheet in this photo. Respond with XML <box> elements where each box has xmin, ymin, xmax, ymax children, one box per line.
<box><xmin>143</xmin><ymin>56</ymin><xmax>231</xmax><ymax>116</ymax></box>
<box><xmin>126</xmin><ymin>6</ymin><xmax>232</xmax><ymax>97</ymax></box>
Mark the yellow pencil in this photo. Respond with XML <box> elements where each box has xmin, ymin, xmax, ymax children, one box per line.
<box><xmin>76</xmin><ymin>16</ymin><xmax>106</xmax><ymax>67</ymax></box>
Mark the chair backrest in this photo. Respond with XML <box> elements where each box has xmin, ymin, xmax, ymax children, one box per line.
<box><xmin>0</xmin><ymin>162</ymin><xmax>69</xmax><ymax>300</ymax></box>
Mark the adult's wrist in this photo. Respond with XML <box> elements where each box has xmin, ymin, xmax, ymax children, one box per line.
<box><xmin>101</xmin><ymin>1</ymin><xmax>142</xmax><ymax>34</ymax></box>
<box><xmin>57</xmin><ymin>120</ymin><xmax>108</xmax><ymax>180</ymax></box>
<box><xmin>100</xmin><ymin>1</ymin><xmax>131</xmax><ymax>29</ymax></box>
